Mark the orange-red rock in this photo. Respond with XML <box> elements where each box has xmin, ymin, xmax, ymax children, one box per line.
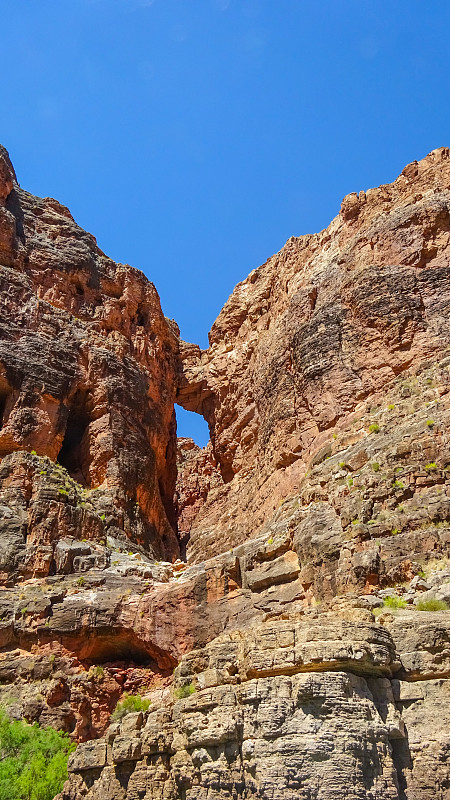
<box><xmin>177</xmin><ymin>147</ymin><xmax>450</xmax><ymax>563</ymax></box>
<box><xmin>0</xmin><ymin>146</ymin><xmax>180</xmax><ymax>565</ymax></box>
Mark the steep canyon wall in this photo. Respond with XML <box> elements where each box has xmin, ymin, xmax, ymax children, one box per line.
<box><xmin>0</xmin><ymin>146</ymin><xmax>449</xmax><ymax>799</ymax></box>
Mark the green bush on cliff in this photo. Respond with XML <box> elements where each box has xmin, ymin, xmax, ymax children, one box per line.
<box><xmin>0</xmin><ymin>707</ymin><xmax>75</xmax><ymax>800</ymax></box>
<box><xmin>173</xmin><ymin>683</ymin><xmax>196</xmax><ymax>700</ymax></box>
<box><xmin>383</xmin><ymin>595</ymin><xmax>407</xmax><ymax>609</ymax></box>
<box><xmin>111</xmin><ymin>693</ymin><xmax>150</xmax><ymax>722</ymax></box>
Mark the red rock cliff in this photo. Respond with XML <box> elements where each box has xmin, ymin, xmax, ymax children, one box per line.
<box><xmin>177</xmin><ymin>147</ymin><xmax>450</xmax><ymax>562</ymax></box>
<box><xmin>0</xmin><ymin>145</ymin><xmax>180</xmax><ymax>573</ymax></box>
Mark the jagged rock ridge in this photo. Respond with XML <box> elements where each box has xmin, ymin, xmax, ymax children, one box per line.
<box><xmin>0</xmin><ymin>146</ymin><xmax>449</xmax><ymax>799</ymax></box>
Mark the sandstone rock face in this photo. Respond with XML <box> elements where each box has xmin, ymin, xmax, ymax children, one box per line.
<box><xmin>175</xmin><ymin>438</ymin><xmax>222</xmax><ymax>557</ymax></box>
<box><xmin>58</xmin><ymin>602</ymin><xmax>450</xmax><ymax>800</ymax></box>
<box><xmin>177</xmin><ymin>147</ymin><xmax>450</xmax><ymax>564</ymax></box>
<box><xmin>0</xmin><ymin>146</ymin><xmax>180</xmax><ymax>568</ymax></box>
<box><xmin>0</xmin><ymin>146</ymin><xmax>450</xmax><ymax>800</ymax></box>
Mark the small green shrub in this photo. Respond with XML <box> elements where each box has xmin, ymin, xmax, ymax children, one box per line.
<box><xmin>347</xmin><ymin>477</ymin><xmax>354</xmax><ymax>487</ymax></box>
<box><xmin>0</xmin><ymin>707</ymin><xmax>75</xmax><ymax>800</ymax></box>
<box><xmin>392</xmin><ymin>480</ymin><xmax>405</xmax><ymax>489</ymax></box>
<box><xmin>387</xmin><ymin>404</ymin><xmax>395</xmax><ymax>411</ymax></box>
<box><xmin>111</xmin><ymin>693</ymin><xmax>150</xmax><ymax>722</ymax></box>
<box><xmin>369</xmin><ymin>423</ymin><xmax>380</xmax><ymax>434</ymax></box>
<box><xmin>76</xmin><ymin>576</ymin><xmax>85</xmax><ymax>587</ymax></box>
<box><xmin>425</xmin><ymin>462</ymin><xmax>437</xmax><ymax>470</ymax></box>
<box><xmin>89</xmin><ymin>666</ymin><xmax>104</xmax><ymax>680</ymax></box>
<box><xmin>267</xmin><ymin>537</ymin><xmax>274</xmax><ymax>545</ymax></box>
<box><xmin>30</xmin><ymin>450</ymin><xmax>37</xmax><ymax>456</ymax></box>
<box><xmin>426</xmin><ymin>419</ymin><xmax>435</xmax><ymax>428</ymax></box>
<box><xmin>415</xmin><ymin>598</ymin><xmax>449</xmax><ymax>612</ymax></box>
<box><xmin>371</xmin><ymin>462</ymin><xmax>380</xmax><ymax>472</ymax></box>
<box><xmin>383</xmin><ymin>595</ymin><xmax>407</xmax><ymax>609</ymax></box>
<box><xmin>173</xmin><ymin>684</ymin><xmax>196</xmax><ymax>700</ymax></box>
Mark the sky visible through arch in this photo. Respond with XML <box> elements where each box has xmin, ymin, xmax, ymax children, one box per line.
<box><xmin>1</xmin><ymin>0</ymin><xmax>449</xmax><ymax>446</ymax></box>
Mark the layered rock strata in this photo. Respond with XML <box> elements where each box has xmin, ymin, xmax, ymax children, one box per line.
<box><xmin>177</xmin><ymin>147</ymin><xmax>450</xmax><ymax>564</ymax></box>
<box><xmin>0</xmin><ymin>145</ymin><xmax>180</xmax><ymax>572</ymax></box>
<box><xmin>0</xmin><ymin>146</ymin><xmax>449</xmax><ymax>799</ymax></box>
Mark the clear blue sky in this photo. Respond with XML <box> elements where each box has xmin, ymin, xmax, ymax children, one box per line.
<box><xmin>2</xmin><ymin>0</ymin><xmax>449</xmax><ymax>445</ymax></box>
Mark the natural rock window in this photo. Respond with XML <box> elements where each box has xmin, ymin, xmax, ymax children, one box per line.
<box><xmin>175</xmin><ymin>404</ymin><xmax>210</xmax><ymax>448</ymax></box>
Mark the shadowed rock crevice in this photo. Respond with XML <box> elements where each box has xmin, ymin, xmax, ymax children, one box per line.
<box><xmin>57</xmin><ymin>391</ymin><xmax>92</xmax><ymax>488</ymax></box>
<box><xmin>0</xmin><ymin>376</ymin><xmax>12</xmax><ymax>430</ymax></box>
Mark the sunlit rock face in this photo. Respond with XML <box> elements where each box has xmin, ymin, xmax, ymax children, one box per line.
<box><xmin>0</xmin><ymin>146</ymin><xmax>450</xmax><ymax>800</ymax></box>
<box><xmin>0</xmin><ymin>145</ymin><xmax>180</xmax><ymax>570</ymax></box>
<box><xmin>177</xmin><ymin>147</ymin><xmax>450</xmax><ymax>566</ymax></box>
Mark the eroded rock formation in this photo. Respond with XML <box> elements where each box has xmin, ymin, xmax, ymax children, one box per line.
<box><xmin>0</xmin><ymin>144</ymin><xmax>180</xmax><ymax>571</ymax></box>
<box><xmin>0</xmin><ymin>145</ymin><xmax>449</xmax><ymax>799</ymax></box>
<box><xmin>177</xmin><ymin>147</ymin><xmax>450</xmax><ymax>564</ymax></box>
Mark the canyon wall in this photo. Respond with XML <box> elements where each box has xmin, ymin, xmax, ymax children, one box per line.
<box><xmin>0</xmin><ymin>145</ymin><xmax>180</xmax><ymax>577</ymax></box>
<box><xmin>0</xmin><ymin>146</ymin><xmax>449</xmax><ymax>799</ymax></box>
<box><xmin>177</xmin><ymin>147</ymin><xmax>450</xmax><ymax>566</ymax></box>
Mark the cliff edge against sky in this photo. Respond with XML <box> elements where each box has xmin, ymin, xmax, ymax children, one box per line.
<box><xmin>0</xmin><ymin>145</ymin><xmax>449</xmax><ymax>799</ymax></box>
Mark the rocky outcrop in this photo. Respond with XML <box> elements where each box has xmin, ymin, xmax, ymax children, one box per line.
<box><xmin>175</xmin><ymin>438</ymin><xmax>222</xmax><ymax>556</ymax></box>
<box><xmin>0</xmin><ymin>145</ymin><xmax>180</xmax><ymax>568</ymax></box>
<box><xmin>58</xmin><ymin>596</ymin><xmax>450</xmax><ymax>800</ymax></box>
<box><xmin>177</xmin><ymin>147</ymin><xmax>450</xmax><ymax>564</ymax></box>
<box><xmin>0</xmin><ymin>145</ymin><xmax>450</xmax><ymax>799</ymax></box>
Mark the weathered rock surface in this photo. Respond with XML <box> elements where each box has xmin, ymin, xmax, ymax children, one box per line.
<box><xmin>0</xmin><ymin>144</ymin><xmax>180</xmax><ymax>568</ymax></box>
<box><xmin>0</xmin><ymin>146</ymin><xmax>450</xmax><ymax>799</ymax></box>
<box><xmin>177</xmin><ymin>147</ymin><xmax>450</xmax><ymax>566</ymax></box>
<box><xmin>58</xmin><ymin>600</ymin><xmax>450</xmax><ymax>800</ymax></box>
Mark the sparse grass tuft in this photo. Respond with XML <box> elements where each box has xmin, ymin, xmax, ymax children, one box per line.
<box><xmin>415</xmin><ymin>598</ymin><xmax>449</xmax><ymax>612</ymax></box>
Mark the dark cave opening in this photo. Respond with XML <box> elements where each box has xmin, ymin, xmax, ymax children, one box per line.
<box><xmin>57</xmin><ymin>393</ymin><xmax>92</xmax><ymax>487</ymax></box>
<box><xmin>0</xmin><ymin>378</ymin><xmax>12</xmax><ymax>430</ymax></box>
<box><xmin>0</xmin><ymin>395</ymin><xmax>7</xmax><ymax>429</ymax></box>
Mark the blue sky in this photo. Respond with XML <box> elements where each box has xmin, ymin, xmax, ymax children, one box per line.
<box><xmin>2</xmin><ymin>0</ymin><xmax>449</xmax><ymax>445</ymax></box>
